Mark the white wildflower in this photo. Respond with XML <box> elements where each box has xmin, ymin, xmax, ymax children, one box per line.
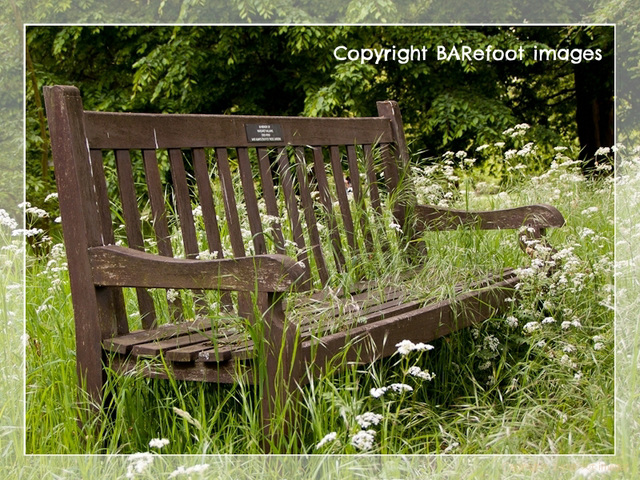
<box><xmin>44</xmin><ymin>192</ymin><xmax>59</xmax><ymax>202</ymax></box>
<box><xmin>192</xmin><ymin>205</ymin><xmax>202</xmax><ymax>217</ymax></box>
<box><xmin>395</xmin><ymin>340</ymin><xmax>414</xmax><ymax>355</ymax></box>
<box><xmin>455</xmin><ymin>150</ymin><xmax>467</xmax><ymax>159</ymax></box>
<box><xmin>316</xmin><ymin>432</ymin><xmax>338</xmax><ymax>449</ymax></box>
<box><xmin>522</xmin><ymin>321</ymin><xmax>540</xmax><ymax>333</ymax></box>
<box><xmin>25</xmin><ymin>206</ymin><xmax>49</xmax><ymax>218</ymax></box>
<box><xmin>126</xmin><ymin>452</ymin><xmax>154</xmax><ymax>479</ymax></box>
<box><xmin>505</xmin><ymin>149</ymin><xmax>517</xmax><ymax>159</ymax></box>
<box><xmin>574</xmin><ymin>371</ymin><xmax>583</xmax><ymax>381</ymax></box>
<box><xmin>506</xmin><ymin>316</ymin><xmax>519</xmax><ymax>328</ymax></box>
<box><xmin>0</xmin><ymin>209</ymin><xmax>18</xmax><ymax>229</ymax></box>
<box><xmin>388</xmin><ymin>383</ymin><xmax>413</xmax><ymax>393</ymax></box>
<box><xmin>149</xmin><ymin>438</ymin><xmax>170</xmax><ymax>449</ymax></box>
<box><xmin>478</xmin><ymin>361</ymin><xmax>492</xmax><ymax>371</ymax></box>
<box><xmin>350</xmin><ymin>429</ymin><xmax>376</xmax><ymax>451</ymax></box>
<box><xmin>541</xmin><ymin>316</ymin><xmax>556</xmax><ymax>325</ymax></box>
<box><xmin>389</xmin><ymin>222</ymin><xmax>402</xmax><ymax>232</ymax></box>
<box><xmin>581</xmin><ymin>206</ymin><xmax>599</xmax><ymax>215</ymax></box>
<box><xmin>169</xmin><ymin>464</ymin><xmax>210</xmax><ymax>478</ymax></box>
<box><xmin>593</xmin><ymin>342</ymin><xmax>605</xmax><ymax>351</ymax></box>
<box><xmin>562</xmin><ymin>344</ymin><xmax>576</xmax><ymax>353</ymax></box>
<box><xmin>580</xmin><ymin>227</ymin><xmax>595</xmax><ymax>238</ymax></box>
<box><xmin>12</xmin><ymin>228</ymin><xmax>44</xmax><ymax>237</ymax></box>
<box><xmin>355</xmin><ymin>412</ymin><xmax>383</xmax><ymax>429</ymax></box>
<box><xmin>370</xmin><ymin>387</ymin><xmax>387</xmax><ymax>398</ymax></box>
<box><xmin>575</xmin><ymin>461</ymin><xmax>619</xmax><ymax>477</ymax></box>
<box><xmin>494</xmin><ymin>142</ymin><xmax>505</xmax><ymax>148</ymax></box>
<box><xmin>166</xmin><ymin>289</ymin><xmax>179</xmax><ymax>303</ymax></box>
<box><xmin>594</xmin><ymin>147</ymin><xmax>611</xmax><ymax>156</ymax></box>
<box><xmin>554</xmin><ymin>146</ymin><xmax>568</xmax><ymax>151</ymax></box>
<box><xmin>407</xmin><ymin>366</ymin><xmax>436</xmax><ymax>381</ymax></box>
<box><xmin>483</xmin><ymin>335</ymin><xmax>500</xmax><ymax>352</ymax></box>
<box><xmin>476</xmin><ymin>144</ymin><xmax>489</xmax><ymax>151</ymax></box>
<box><xmin>395</xmin><ymin>339</ymin><xmax>433</xmax><ymax>355</ymax></box>
<box><xmin>560</xmin><ymin>354</ymin><xmax>577</xmax><ymax>369</ymax></box>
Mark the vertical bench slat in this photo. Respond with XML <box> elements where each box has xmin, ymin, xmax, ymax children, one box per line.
<box><xmin>294</xmin><ymin>147</ymin><xmax>330</xmax><ymax>286</ymax></box>
<box><xmin>216</xmin><ymin>147</ymin><xmax>253</xmax><ymax>319</ymax></box>
<box><xmin>143</xmin><ymin>149</ymin><xmax>184</xmax><ymax>321</ymax></box>
<box><xmin>346</xmin><ymin>145</ymin><xmax>374</xmax><ymax>253</ymax></box>
<box><xmin>115</xmin><ymin>149</ymin><xmax>157</xmax><ymax>329</ymax></box>
<box><xmin>192</xmin><ymin>147</ymin><xmax>235</xmax><ymax>311</ymax></box>
<box><xmin>168</xmin><ymin>148</ymin><xmax>199</xmax><ymax>259</ymax></box>
<box><xmin>192</xmin><ymin>148</ymin><xmax>225</xmax><ymax>258</ymax></box>
<box><xmin>364</xmin><ymin>144</ymin><xmax>382</xmax><ymax>215</ymax></box>
<box><xmin>329</xmin><ymin>146</ymin><xmax>357</xmax><ymax>252</ymax></box>
<box><xmin>90</xmin><ymin>149</ymin><xmax>129</xmax><ymax>335</ymax></box>
<box><xmin>237</xmin><ymin>147</ymin><xmax>267</xmax><ymax>255</ymax></box>
<box><xmin>142</xmin><ymin>150</ymin><xmax>173</xmax><ymax>257</ymax></box>
<box><xmin>216</xmin><ymin>148</ymin><xmax>245</xmax><ymax>257</ymax></box>
<box><xmin>257</xmin><ymin>148</ymin><xmax>286</xmax><ymax>255</ymax></box>
<box><xmin>276</xmin><ymin>147</ymin><xmax>312</xmax><ymax>287</ymax></box>
<box><xmin>312</xmin><ymin>146</ymin><xmax>345</xmax><ymax>272</ymax></box>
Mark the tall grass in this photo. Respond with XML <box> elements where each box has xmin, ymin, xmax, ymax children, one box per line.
<box><xmin>22</xmin><ymin>138</ymin><xmax>616</xmax><ymax>461</ymax></box>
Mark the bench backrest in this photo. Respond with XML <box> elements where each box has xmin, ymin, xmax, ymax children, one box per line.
<box><xmin>44</xmin><ymin>85</ymin><xmax>412</xmax><ymax>337</ymax></box>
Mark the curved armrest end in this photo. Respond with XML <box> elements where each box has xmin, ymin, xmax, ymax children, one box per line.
<box><xmin>413</xmin><ymin>203</ymin><xmax>565</xmax><ymax>232</ymax></box>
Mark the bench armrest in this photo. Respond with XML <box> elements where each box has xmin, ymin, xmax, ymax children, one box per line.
<box><xmin>413</xmin><ymin>203</ymin><xmax>565</xmax><ymax>232</ymax></box>
<box><xmin>88</xmin><ymin>245</ymin><xmax>309</xmax><ymax>293</ymax></box>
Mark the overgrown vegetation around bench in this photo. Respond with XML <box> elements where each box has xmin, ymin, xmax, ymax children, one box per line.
<box><xmin>43</xmin><ymin>85</ymin><xmax>564</xmax><ymax>449</ymax></box>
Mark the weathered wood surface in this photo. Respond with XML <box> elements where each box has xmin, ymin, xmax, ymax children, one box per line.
<box><xmin>83</xmin><ymin>111</ymin><xmax>395</xmax><ymax>149</ymax></box>
<box><xmin>414</xmin><ymin>204</ymin><xmax>565</xmax><ymax>231</ymax></box>
<box><xmin>89</xmin><ymin>245</ymin><xmax>308</xmax><ymax>292</ymax></box>
<box><xmin>44</xmin><ymin>84</ymin><xmax>565</xmax><ymax>446</ymax></box>
<box><xmin>103</xmin><ymin>269</ymin><xmax>518</xmax><ymax>384</ymax></box>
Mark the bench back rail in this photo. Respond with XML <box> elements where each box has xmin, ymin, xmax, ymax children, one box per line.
<box><xmin>44</xmin><ymin>86</ymin><xmax>412</xmax><ymax>348</ymax></box>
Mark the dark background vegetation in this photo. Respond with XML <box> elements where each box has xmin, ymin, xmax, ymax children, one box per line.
<box><xmin>24</xmin><ymin>25</ymin><xmax>613</xmax><ymax>228</ymax></box>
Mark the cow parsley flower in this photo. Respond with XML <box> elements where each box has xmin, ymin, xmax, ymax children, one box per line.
<box><xmin>355</xmin><ymin>412</ymin><xmax>383</xmax><ymax>429</ymax></box>
<box><xmin>350</xmin><ymin>430</ymin><xmax>376</xmax><ymax>451</ymax></box>
<box><xmin>395</xmin><ymin>339</ymin><xmax>434</xmax><ymax>355</ymax></box>
<box><xmin>388</xmin><ymin>383</ymin><xmax>413</xmax><ymax>393</ymax></box>
<box><xmin>126</xmin><ymin>452</ymin><xmax>154</xmax><ymax>479</ymax></box>
<box><xmin>370</xmin><ymin>387</ymin><xmax>387</xmax><ymax>398</ymax></box>
<box><xmin>407</xmin><ymin>366</ymin><xmax>436</xmax><ymax>381</ymax></box>
<box><xmin>149</xmin><ymin>438</ymin><xmax>170</xmax><ymax>449</ymax></box>
<box><xmin>594</xmin><ymin>147</ymin><xmax>611</xmax><ymax>156</ymax></box>
<box><xmin>315</xmin><ymin>432</ymin><xmax>338</xmax><ymax>449</ymax></box>
<box><xmin>575</xmin><ymin>461</ymin><xmax>619</xmax><ymax>477</ymax></box>
<box><xmin>166</xmin><ymin>289</ymin><xmax>179</xmax><ymax>303</ymax></box>
<box><xmin>169</xmin><ymin>464</ymin><xmax>210</xmax><ymax>478</ymax></box>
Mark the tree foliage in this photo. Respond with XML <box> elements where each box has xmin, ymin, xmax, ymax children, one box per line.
<box><xmin>26</xmin><ymin>25</ymin><xmax>613</xmax><ymax>213</ymax></box>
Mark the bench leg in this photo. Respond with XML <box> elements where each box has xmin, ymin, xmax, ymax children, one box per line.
<box><xmin>261</xmin><ymin>292</ymin><xmax>303</xmax><ymax>452</ymax></box>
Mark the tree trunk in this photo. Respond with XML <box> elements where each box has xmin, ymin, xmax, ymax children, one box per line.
<box><xmin>573</xmin><ymin>58</ymin><xmax>614</xmax><ymax>174</ymax></box>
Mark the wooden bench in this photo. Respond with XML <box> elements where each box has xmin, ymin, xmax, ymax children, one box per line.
<box><xmin>43</xmin><ymin>85</ymin><xmax>564</xmax><ymax>446</ymax></box>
